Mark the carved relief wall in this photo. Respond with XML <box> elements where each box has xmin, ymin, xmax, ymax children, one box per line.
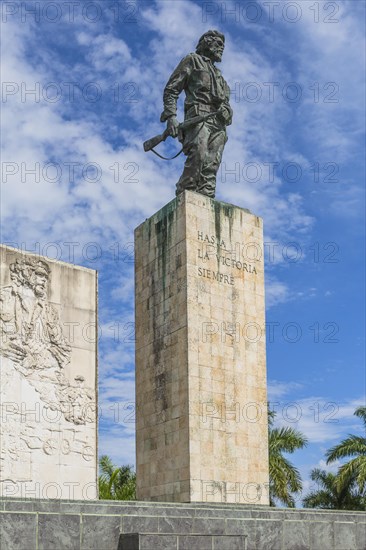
<box><xmin>0</xmin><ymin>246</ymin><xmax>97</xmax><ymax>499</ymax></box>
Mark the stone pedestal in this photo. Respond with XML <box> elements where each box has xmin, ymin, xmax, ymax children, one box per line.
<box><xmin>0</xmin><ymin>245</ymin><xmax>98</xmax><ymax>499</ymax></box>
<box><xmin>135</xmin><ymin>191</ymin><xmax>269</xmax><ymax>504</ymax></box>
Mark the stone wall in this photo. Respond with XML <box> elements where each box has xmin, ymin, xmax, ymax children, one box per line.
<box><xmin>0</xmin><ymin>245</ymin><xmax>98</xmax><ymax>500</ymax></box>
<box><xmin>0</xmin><ymin>498</ymin><xmax>365</xmax><ymax>549</ymax></box>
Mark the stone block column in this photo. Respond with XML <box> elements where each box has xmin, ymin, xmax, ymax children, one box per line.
<box><xmin>135</xmin><ymin>191</ymin><xmax>269</xmax><ymax>504</ymax></box>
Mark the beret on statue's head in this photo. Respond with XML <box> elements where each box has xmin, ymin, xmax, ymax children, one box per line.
<box><xmin>196</xmin><ymin>30</ymin><xmax>225</xmax><ymax>53</ymax></box>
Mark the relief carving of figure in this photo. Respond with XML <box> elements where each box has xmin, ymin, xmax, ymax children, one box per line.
<box><xmin>0</xmin><ymin>257</ymin><xmax>71</xmax><ymax>374</ymax></box>
<box><xmin>0</xmin><ymin>256</ymin><xmax>93</xmax><ymax>425</ymax></box>
<box><xmin>57</xmin><ymin>375</ymin><xmax>95</xmax><ymax>425</ymax></box>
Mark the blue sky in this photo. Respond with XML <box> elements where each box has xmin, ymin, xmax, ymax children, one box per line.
<box><xmin>1</xmin><ymin>0</ymin><xmax>365</xmax><ymax>505</ymax></box>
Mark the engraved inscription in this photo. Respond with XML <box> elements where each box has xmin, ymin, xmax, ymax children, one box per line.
<box><xmin>196</xmin><ymin>231</ymin><xmax>258</xmax><ymax>285</ymax></box>
<box><xmin>198</xmin><ymin>267</ymin><xmax>234</xmax><ymax>286</ymax></box>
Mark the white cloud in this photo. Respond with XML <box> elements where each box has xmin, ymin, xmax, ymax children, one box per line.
<box><xmin>265</xmin><ymin>276</ymin><xmax>291</xmax><ymax>308</ymax></box>
<box><xmin>99</xmin><ymin>423</ymin><xmax>135</xmax><ymax>467</ymax></box>
<box><xmin>268</xmin><ymin>380</ymin><xmax>304</xmax><ymax>400</ymax></box>
<box><xmin>272</xmin><ymin>395</ymin><xmax>365</xmax><ymax>444</ymax></box>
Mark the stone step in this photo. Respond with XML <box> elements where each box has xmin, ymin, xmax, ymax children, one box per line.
<box><xmin>119</xmin><ymin>533</ymin><xmax>247</xmax><ymax>550</ymax></box>
<box><xmin>121</xmin><ymin>513</ymin><xmax>251</xmax><ymax>536</ymax></box>
<box><xmin>1</xmin><ymin>499</ymin><xmax>365</xmax><ymax>550</ymax></box>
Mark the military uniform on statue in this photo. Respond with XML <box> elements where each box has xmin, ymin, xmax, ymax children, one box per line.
<box><xmin>159</xmin><ymin>30</ymin><xmax>233</xmax><ymax>198</ymax></box>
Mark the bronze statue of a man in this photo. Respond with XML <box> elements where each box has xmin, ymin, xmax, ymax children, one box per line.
<box><xmin>160</xmin><ymin>30</ymin><xmax>232</xmax><ymax>198</ymax></box>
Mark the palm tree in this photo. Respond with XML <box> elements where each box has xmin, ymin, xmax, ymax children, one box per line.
<box><xmin>303</xmin><ymin>468</ymin><xmax>365</xmax><ymax>510</ymax></box>
<box><xmin>268</xmin><ymin>410</ymin><xmax>308</xmax><ymax>507</ymax></box>
<box><xmin>98</xmin><ymin>455</ymin><xmax>136</xmax><ymax>500</ymax></box>
<box><xmin>326</xmin><ymin>406</ymin><xmax>366</xmax><ymax>495</ymax></box>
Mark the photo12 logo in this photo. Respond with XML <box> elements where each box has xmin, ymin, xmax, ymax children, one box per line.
<box><xmin>1</xmin><ymin>2</ymin><xmax>140</xmax><ymax>24</ymax></box>
<box><xmin>2</xmin><ymin>81</ymin><xmax>140</xmax><ymax>104</ymax></box>
<box><xmin>202</xmin><ymin>2</ymin><xmax>340</xmax><ymax>24</ymax></box>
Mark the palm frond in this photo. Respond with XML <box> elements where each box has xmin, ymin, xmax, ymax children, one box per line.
<box><xmin>326</xmin><ymin>435</ymin><xmax>366</xmax><ymax>462</ymax></box>
<box><xmin>336</xmin><ymin>456</ymin><xmax>366</xmax><ymax>493</ymax></box>
<box><xmin>268</xmin><ymin>411</ymin><xmax>307</xmax><ymax>507</ymax></box>
<box><xmin>99</xmin><ymin>455</ymin><xmax>115</xmax><ymax>477</ymax></box>
<box><xmin>269</xmin><ymin>426</ymin><xmax>308</xmax><ymax>453</ymax></box>
<box><xmin>303</xmin><ymin>488</ymin><xmax>335</xmax><ymax>509</ymax></box>
<box><xmin>354</xmin><ymin>406</ymin><xmax>366</xmax><ymax>428</ymax></box>
<box><xmin>98</xmin><ymin>456</ymin><xmax>136</xmax><ymax>500</ymax></box>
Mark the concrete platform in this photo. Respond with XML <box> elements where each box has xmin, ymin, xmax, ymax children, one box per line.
<box><xmin>0</xmin><ymin>498</ymin><xmax>365</xmax><ymax>549</ymax></box>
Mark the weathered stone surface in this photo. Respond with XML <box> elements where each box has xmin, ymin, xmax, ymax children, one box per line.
<box><xmin>81</xmin><ymin>515</ymin><xmax>121</xmax><ymax>549</ymax></box>
<box><xmin>283</xmin><ymin>520</ymin><xmax>310</xmax><ymax>549</ymax></box>
<box><xmin>255</xmin><ymin>519</ymin><xmax>283</xmax><ymax>549</ymax></box>
<box><xmin>334</xmin><ymin>521</ymin><xmax>357</xmax><ymax>550</ymax></box>
<box><xmin>0</xmin><ymin>512</ymin><xmax>37</xmax><ymax>550</ymax></box>
<box><xmin>1</xmin><ymin>499</ymin><xmax>365</xmax><ymax>550</ymax></box>
<box><xmin>213</xmin><ymin>536</ymin><xmax>247</xmax><ymax>550</ymax></box>
<box><xmin>119</xmin><ymin>533</ymin><xmax>248</xmax><ymax>550</ymax></box>
<box><xmin>158</xmin><ymin>515</ymin><xmax>194</xmax><ymax>533</ymax></box>
<box><xmin>139</xmin><ymin>534</ymin><xmax>178</xmax><ymax>550</ymax></box>
<box><xmin>0</xmin><ymin>245</ymin><xmax>98</xmax><ymax>500</ymax></box>
<box><xmin>226</xmin><ymin>518</ymin><xmax>256</xmax><ymax>549</ymax></box>
<box><xmin>122</xmin><ymin>514</ymin><xmax>159</xmax><ymax>534</ymax></box>
<box><xmin>309</xmin><ymin>521</ymin><xmax>334</xmax><ymax>549</ymax></box>
<box><xmin>38</xmin><ymin>513</ymin><xmax>80</xmax><ymax>550</ymax></box>
<box><xmin>178</xmin><ymin>534</ymin><xmax>215</xmax><ymax>550</ymax></box>
<box><xmin>356</xmin><ymin>522</ymin><xmax>366</xmax><ymax>549</ymax></box>
<box><xmin>135</xmin><ymin>191</ymin><xmax>269</xmax><ymax>504</ymax></box>
<box><xmin>192</xmin><ymin>516</ymin><xmax>226</xmax><ymax>534</ymax></box>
